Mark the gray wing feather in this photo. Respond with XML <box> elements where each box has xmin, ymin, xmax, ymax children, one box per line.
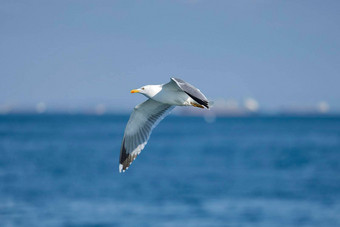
<box><xmin>119</xmin><ymin>99</ymin><xmax>174</xmax><ymax>172</ymax></box>
<box><xmin>170</xmin><ymin>78</ymin><xmax>209</xmax><ymax>108</ymax></box>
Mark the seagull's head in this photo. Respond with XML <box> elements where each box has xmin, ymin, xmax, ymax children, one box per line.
<box><xmin>130</xmin><ymin>85</ymin><xmax>161</xmax><ymax>98</ymax></box>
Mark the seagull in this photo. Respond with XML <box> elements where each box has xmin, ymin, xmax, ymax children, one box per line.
<box><xmin>119</xmin><ymin>78</ymin><xmax>210</xmax><ymax>172</ymax></box>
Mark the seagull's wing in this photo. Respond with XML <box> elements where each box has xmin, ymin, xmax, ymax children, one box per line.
<box><xmin>169</xmin><ymin>78</ymin><xmax>210</xmax><ymax>109</ymax></box>
<box><xmin>119</xmin><ymin>99</ymin><xmax>174</xmax><ymax>172</ymax></box>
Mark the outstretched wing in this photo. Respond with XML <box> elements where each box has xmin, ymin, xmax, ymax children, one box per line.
<box><xmin>170</xmin><ymin>78</ymin><xmax>210</xmax><ymax>109</ymax></box>
<box><xmin>119</xmin><ymin>99</ymin><xmax>174</xmax><ymax>172</ymax></box>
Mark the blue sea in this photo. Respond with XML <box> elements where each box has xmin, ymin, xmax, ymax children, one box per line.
<box><xmin>0</xmin><ymin>114</ymin><xmax>340</xmax><ymax>227</ymax></box>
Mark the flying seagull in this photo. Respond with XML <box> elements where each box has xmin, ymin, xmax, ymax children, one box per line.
<box><xmin>119</xmin><ymin>78</ymin><xmax>210</xmax><ymax>172</ymax></box>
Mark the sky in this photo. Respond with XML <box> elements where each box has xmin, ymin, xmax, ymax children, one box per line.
<box><xmin>1</xmin><ymin>0</ymin><xmax>340</xmax><ymax>113</ymax></box>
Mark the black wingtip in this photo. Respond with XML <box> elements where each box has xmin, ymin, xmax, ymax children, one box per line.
<box><xmin>119</xmin><ymin>139</ymin><xmax>128</xmax><ymax>164</ymax></box>
<box><xmin>185</xmin><ymin>92</ymin><xmax>209</xmax><ymax>109</ymax></box>
<box><xmin>119</xmin><ymin>139</ymin><xmax>130</xmax><ymax>172</ymax></box>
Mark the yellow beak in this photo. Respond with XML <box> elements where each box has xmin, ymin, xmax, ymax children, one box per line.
<box><xmin>130</xmin><ymin>89</ymin><xmax>140</xmax><ymax>93</ymax></box>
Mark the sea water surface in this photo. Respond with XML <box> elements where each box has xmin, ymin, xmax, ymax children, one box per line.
<box><xmin>0</xmin><ymin>114</ymin><xmax>340</xmax><ymax>226</ymax></box>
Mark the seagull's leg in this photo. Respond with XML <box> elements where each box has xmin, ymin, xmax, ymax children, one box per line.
<box><xmin>190</xmin><ymin>102</ymin><xmax>204</xmax><ymax>108</ymax></box>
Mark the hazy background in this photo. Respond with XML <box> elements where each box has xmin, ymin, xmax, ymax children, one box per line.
<box><xmin>1</xmin><ymin>0</ymin><xmax>340</xmax><ymax>113</ymax></box>
<box><xmin>2</xmin><ymin>2</ymin><xmax>340</xmax><ymax>226</ymax></box>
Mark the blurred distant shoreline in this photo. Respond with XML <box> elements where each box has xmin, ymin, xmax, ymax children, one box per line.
<box><xmin>1</xmin><ymin>98</ymin><xmax>335</xmax><ymax>118</ymax></box>
<box><xmin>1</xmin><ymin>111</ymin><xmax>339</xmax><ymax>118</ymax></box>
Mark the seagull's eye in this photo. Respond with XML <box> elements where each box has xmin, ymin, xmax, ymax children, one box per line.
<box><xmin>141</xmin><ymin>87</ymin><xmax>145</xmax><ymax>90</ymax></box>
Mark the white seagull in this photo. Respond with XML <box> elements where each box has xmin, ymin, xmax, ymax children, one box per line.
<box><xmin>119</xmin><ymin>78</ymin><xmax>210</xmax><ymax>172</ymax></box>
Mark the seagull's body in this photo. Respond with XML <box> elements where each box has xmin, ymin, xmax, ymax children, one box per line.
<box><xmin>119</xmin><ymin>78</ymin><xmax>210</xmax><ymax>172</ymax></box>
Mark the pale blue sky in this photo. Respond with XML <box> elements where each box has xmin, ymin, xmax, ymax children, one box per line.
<box><xmin>1</xmin><ymin>0</ymin><xmax>340</xmax><ymax>112</ymax></box>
